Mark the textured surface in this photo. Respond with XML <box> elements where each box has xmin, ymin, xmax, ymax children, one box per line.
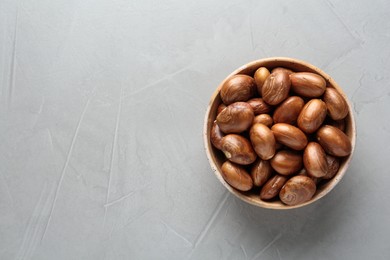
<box><xmin>1</xmin><ymin>0</ymin><xmax>390</xmax><ymax>259</ymax></box>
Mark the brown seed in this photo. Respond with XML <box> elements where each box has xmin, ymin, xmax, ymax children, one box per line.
<box><xmin>262</xmin><ymin>71</ymin><xmax>291</xmax><ymax>105</ymax></box>
<box><xmin>290</xmin><ymin>72</ymin><xmax>326</xmax><ymax>97</ymax></box>
<box><xmin>220</xmin><ymin>75</ymin><xmax>256</xmax><ymax>105</ymax></box>
<box><xmin>221</xmin><ymin>161</ymin><xmax>253</xmax><ymax>191</ymax></box>
<box><xmin>273</xmin><ymin>96</ymin><xmax>305</xmax><ymax>125</ymax></box>
<box><xmin>279</xmin><ymin>175</ymin><xmax>316</xmax><ymax>206</ymax></box>
<box><xmin>260</xmin><ymin>175</ymin><xmax>288</xmax><ymax>200</ymax></box>
<box><xmin>316</xmin><ymin>125</ymin><xmax>352</xmax><ymax>157</ymax></box>
<box><xmin>254</xmin><ymin>67</ymin><xmax>270</xmax><ymax>94</ymax></box>
<box><xmin>271</xmin><ymin>123</ymin><xmax>308</xmax><ymax>150</ymax></box>
<box><xmin>253</xmin><ymin>114</ymin><xmax>273</xmax><ymax>127</ymax></box>
<box><xmin>249</xmin><ymin>123</ymin><xmax>276</xmax><ymax>160</ymax></box>
<box><xmin>217</xmin><ymin>104</ymin><xmax>227</xmax><ymax>115</ymax></box>
<box><xmin>303</xmin><ymin>142</ymin><xmax>328</xmax><ymax>178</ymax></box>
<box><xmin>323</xmin><ymin>87</ymin><xmax>349</xmax><ymax>120</ymax></box>
<box><xmin>216</xmin><ymin>102</ymin><xmax>254</xmax><ymax>134</ymax></box>
<box><xmin>251</xmin><ymin>159</ymin><xmax>273</xmax><ymax>187</ymax></box>
<box><xmin>323</xmin><ymin>155</ymin><xmax>340</xmax><ymax>179</ymax></box>
<box><xmin>270</xmin><ymin>150</ymin><xmax>303</xmax><ymax>176</ymax></box>
<box><xmin>297</xmin><ymin>99</ymin><xmax>327</xmax><ymax>134</ymax></box>
<box><xmin>247</xmin><ymin>98</ymin><xmax>272</xmax><ymax>115</ymax></box>
<box><xmin>210</xmin><ymin>121</ymin><xmax>224</xmax><ymax>150</ymax></box>
<box><xmin>221</xmin><ymin>134</ymin><xmax>257</xmax><ymax>165</ymax></box>
<box><xmin>271</xmin><ymin>67</ymin><xmax>294</xmax><ymax>75</ymax></box>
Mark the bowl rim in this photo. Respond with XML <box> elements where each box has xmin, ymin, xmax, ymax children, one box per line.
<box><xmin>203</xmin><ymin>57</ymin><xmax>356</xmax><ymax>210</ymax></box>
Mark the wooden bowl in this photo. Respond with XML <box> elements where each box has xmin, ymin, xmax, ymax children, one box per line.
<box><xmin>203</xmin><ymin>57</ymin><xmax>356</xmax><ymax>209</ymax></box>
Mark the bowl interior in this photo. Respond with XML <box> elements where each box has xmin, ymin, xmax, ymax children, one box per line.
<box><xmin>204</xmin><ymin>57</ymin><xmax>356</xmax><ymax>209</ymax></box>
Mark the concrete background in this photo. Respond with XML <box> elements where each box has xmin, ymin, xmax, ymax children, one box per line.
<box><xmin>1</xmin><ymin>0</ymin><xmax>389</xmax><ymax>259</ymax></box>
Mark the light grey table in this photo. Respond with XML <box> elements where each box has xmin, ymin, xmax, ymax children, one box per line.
<box><xmin>1</xmin><ymin>0</ymin><xmax>389</xmax><ymax>259</ymax></box>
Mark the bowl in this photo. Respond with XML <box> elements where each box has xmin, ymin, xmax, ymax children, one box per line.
<box><xmin>203</xmin><ymin>57</ymin><xmax>356</xmax><ymax>209</ymax></box>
